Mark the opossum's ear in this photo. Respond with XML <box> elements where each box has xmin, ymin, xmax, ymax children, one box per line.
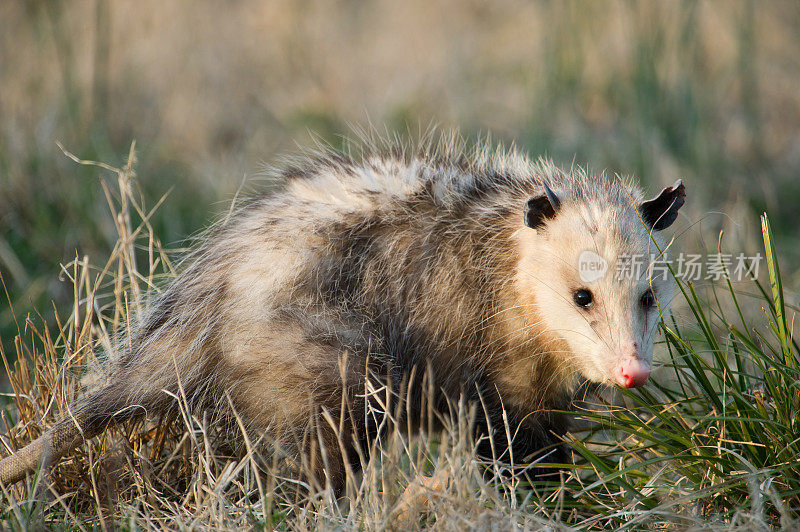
<box><xmin>639</xmin><ymin>179</ymin><xmax>686</xmax><ymax>231</ymax></box>
<box><xmin>524</xmin><ymin>182</ymin><xmax>561</xmax><ymax>229</ymax></box>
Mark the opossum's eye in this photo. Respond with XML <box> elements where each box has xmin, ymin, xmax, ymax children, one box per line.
<box><xmin>572</xmin><ymin>289</ymin><xmax>593</xmax><ymax>308</ymax></box>
<box><xmin>641</xmin><ymin>289</ymin><xmax>656</xmax><ymax>309</ymax></box>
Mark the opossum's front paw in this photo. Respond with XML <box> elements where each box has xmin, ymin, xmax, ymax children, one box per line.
<box><xmin>392</xmin><ymin>473</ymin><xmax>451</xmax><ymax>525</ymax></box>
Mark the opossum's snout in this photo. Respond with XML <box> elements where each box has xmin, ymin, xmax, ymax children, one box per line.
<box><xmin>612</xmin><ymin>342</ymin><xmax>651</xmax><ymax>388</ymax></box>
<box><xmin>614</xmin><ymin>357</ymin><xmax>651</xmax><ymax>388</ymax></box>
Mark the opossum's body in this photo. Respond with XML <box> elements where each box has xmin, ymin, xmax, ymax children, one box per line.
<box><xmin>0</xmin><ymin>138</ymin><xmax>685</xmax><ymax>489</ymax></box>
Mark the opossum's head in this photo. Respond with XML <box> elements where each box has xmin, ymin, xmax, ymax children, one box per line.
<box><xmin>514</xmin><ymin>179</ymin><xmax>685</xmax><ymax>389</ymax></box>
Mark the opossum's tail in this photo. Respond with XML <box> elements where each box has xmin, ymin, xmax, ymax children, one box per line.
<box><xmin>0</xmin><ymin>383</ymin><xmax>141</xmax><ymax>486</ymax></box>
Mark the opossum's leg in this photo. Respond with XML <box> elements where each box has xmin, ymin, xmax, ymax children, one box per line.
<box><xmin>222</xmin><ymin>321</ymin><xmax>376</xmax><ymax>495</ymax></box>
<box><xmin>0</xmin><ymin>382</ymin><xmax>145</xmax><ymax>486</ymax></box>
<box><xmin>393</xmin><ymin>473</ymin><xmax>451</xmax><ymax>524</ymax></box>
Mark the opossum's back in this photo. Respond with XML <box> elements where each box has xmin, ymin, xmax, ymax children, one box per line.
<box><xmin>221</xmin><ymin>163</ymin><xmax>419</xmax><ymax>304</ymax></box>
<box><xmin>217</xmin><ymin>168</ymin><xmax>404</xmax><ymax>332</ymax></box>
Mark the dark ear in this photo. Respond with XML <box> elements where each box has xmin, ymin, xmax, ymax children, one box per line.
<box><xmin>524</xmin><ymin>181</ymin><xmax>561</xmax><ymax>229</ymax></box>
<box><xmin>639</xmin><ymin>179</ymin><xmax>686</xmax><ymax>231</ymax></box>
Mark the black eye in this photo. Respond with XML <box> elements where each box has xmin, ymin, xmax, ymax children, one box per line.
<box><xmin>641</xmin><ymin>289</ymin><xmax>656</xmax><ymax>309</ymax></box>
<box><xmin>573</xmin><ymin>289</ymin><xmax>593</xmax><ymax>308</ymax></box>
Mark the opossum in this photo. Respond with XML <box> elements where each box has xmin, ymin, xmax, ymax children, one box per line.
<box><xmin>0</xmin><ymin>136</ymin><xmax>685</xmax><ymax>491</ymax></box>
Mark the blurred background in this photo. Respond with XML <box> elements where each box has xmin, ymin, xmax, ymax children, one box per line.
<box><xmin>1</xmin><ymin>0</ymin><xmax>800</xmax><ymax>355</ymax></box>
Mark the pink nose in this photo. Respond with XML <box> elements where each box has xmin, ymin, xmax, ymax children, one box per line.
<box><xmin>615</xmin><ymin>358</ymin><xmax>651</xmax><ymax>388</ymax></box>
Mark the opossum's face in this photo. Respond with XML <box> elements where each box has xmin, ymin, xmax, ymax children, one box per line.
<box><xmin>516</xmin><ymin>181</ymin><xmax>685</xmax><ymax>389</ymax></box>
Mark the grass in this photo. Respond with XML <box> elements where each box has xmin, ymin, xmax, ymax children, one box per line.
<box><xmin>0</xmin><ymin>149</ymin><xmax>798</xmax><ymax>530</ymax></box>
